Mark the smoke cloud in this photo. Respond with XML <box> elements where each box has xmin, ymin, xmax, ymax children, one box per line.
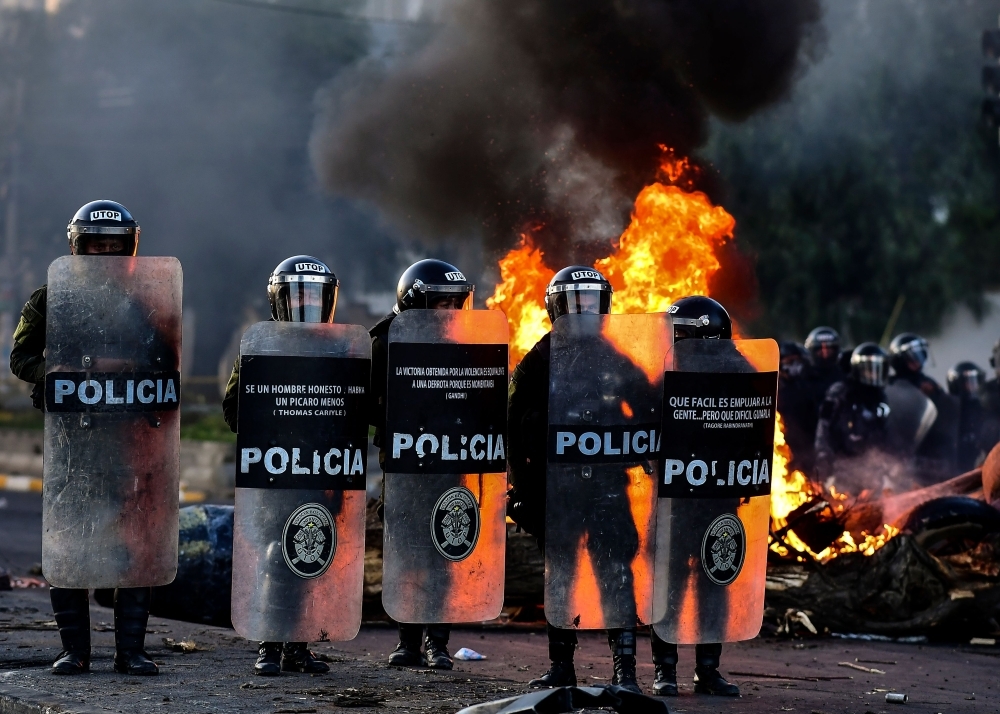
<box><xmin>311</xmin><ymin>0</ymin><xmax>824</xmax><ymax>264</ymax></box>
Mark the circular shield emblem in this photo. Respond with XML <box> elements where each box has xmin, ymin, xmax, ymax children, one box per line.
<box><xmin>281</xmin><ymin>503</ymin><xmax>336</xmax><ymax>579</ymax></box>
<box><xmin>430</xmin><ymin>487</ymin><xmax>480</xmax><ymax>562</ymax></box>
<box><xmin>700</xmin><ymin>513</ymin><xmax>746</xmax><ymax>586</ymax></box>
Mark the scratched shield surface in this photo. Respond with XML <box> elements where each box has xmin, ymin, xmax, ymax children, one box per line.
<box><xmin>544</xmin><ymin>312</ymin><xmax>670</xmax><ymax>630</ymax></box>
<box><xmin>231</xmin><ymin>321</ymin><xmax>370</xmax><ymax>642</ymax></box>
<box><xmin>43</xmin><ymin>256</ymin><xmax>183</xmax><ymax>588</ymax></box>
<box><xmin>382</xmin><ymin>309</ymin><xmax>508</xmax><ymax>623</ymax></box>
<box><xmin>653</xmin><ymin>338</ymin><xmax>778</xmax><ymax>644</ymax></box>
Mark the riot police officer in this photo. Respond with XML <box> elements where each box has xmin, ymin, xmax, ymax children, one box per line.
<box><xmin>814</xmin><ymin>343</ymin><xmax>890</xmax><ymax>478</ymax></box>
<box><xmin>10</xmin><ymin>201</ymin><xmax>157</xmax><ymax>676</ymax></box>
<box><xmin>804</xmin><ymin>326</ymin><xmax>843</xmax><ymax>404</ymax></box>
<box><xmin>947</xmin><ymin>361</ymin><xmax>986</xmax><ymax>472</ymax></box>
<box><xmin>222</xmin><ymin>256</ymin><xmax>336</xmax><ymax>676</ymax></box>
<box><xmin>889</xmin><ymin>333</ymin><xmax>957</xmax><ymax>480</ymax></box>
<box><xmin>508</xmin><ymin>266</ymin><xmax>643</xmax><ymax>694</ymax></box>
<box><xmin>370</xmin><ymin>259</ymin><xmax>475</xmax><ymax>670</ymax></box>
<box><xmin>979</xmin><ymin>340</ymin><xmax>1000</xmax><ymax>455</ymax></box>
<box><xmin>777</xmin><ymin>341</ymin><xmax>817</xmax><ymax>473</ymax></box>
<box><xmin>649</xmin><ymin>295</ymin><xmax>739</xmax><ymax>698</ymax></box>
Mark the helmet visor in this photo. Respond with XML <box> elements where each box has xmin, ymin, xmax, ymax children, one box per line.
<box><xmin>951</xmin><ymin>370</ymin><xmax>981</xmax><ymax>395</ymax></box>
<box><xmin>549</xmin><ymin>288</ymin><xmax>612</xmax><ymax>320</ymax></box>
<box><xmin>273</xmin><ymin>282</ymin><xmax>338</xmax><ymax>323</ymax></box>
<box><xmin>854</xmin><ymin>355</ymin><xmax>887</xmax><ymax>387</ymax></box>
<box><xmin>899</xmin><ymin>339</ymin><xmax>929</xmax><ymax>370</ymax></box>
<box><xmin>427</xmin><ymin>289</ymin><xmax>474</xmax><ymax>310</ymax></box>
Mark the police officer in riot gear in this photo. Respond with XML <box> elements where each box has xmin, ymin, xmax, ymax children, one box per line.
<box><xmin>222</xmin><ymin>256</ymin><xmax>337</xmax><ymax>676</ymax></box>
<box><xmin>814</xmin><ymin>343</ymin><xmax>890</xmax><ymax>478</ymax></box>
<box><xmin>948</xmin><ymin>362</ymin><xmax>986</xmax><ymax>472</ymax></box>
<box><xmin>649</xmin><ymin>295</ymin><xmax>739</xmax><ymax>698</ymax></box>
<box><xmin>889</xmin><ymin>333</ymin><xmax>957</xmax><ymax>480</ymax></box>
<box><xmin>508</xmin><ymin>266</ymin><xmax>643</xmax><ymax>694</ymax></box>
<box><xmin>979</xmin><ymin>340</ymin><xmax>1000</xmax><ymax>456</ymax></box>
<box><xmin>804</xmin><ymin>327</ymin><xmax>843</xmax><ymax>401</ymax></box>
<box><xmin>777</xmin><ymin>342</ymin><xmax>817</xmax><ymax>473</ymax></box>
<box><xmin>10</xmin><ymin>201</ymin><xmax>157</xmax><ymax>676</ymax></box>
<box><xmin>370</xmin><ymin>259</ymin><xmax>474</xmax><ymax>670</ymax></box>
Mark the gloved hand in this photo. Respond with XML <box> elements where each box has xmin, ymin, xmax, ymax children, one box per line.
<box><xmin>30</xmin><ymin>383</ymin><xmax>44</xmax><ymax>411</ymax></box>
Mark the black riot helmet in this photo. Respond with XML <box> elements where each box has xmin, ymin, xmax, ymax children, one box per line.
<box><xmin>804</xmin><ymin>326</ymin><xmax>840</xmax><ymax>366</ymax></box>
<box><xmin>850</xmin><ymin>342</ymin><xmax>889</xmax><ymax>387</ymax></box>
<box><xmin>267</xmin><ymin>255</ymin><xmax>339</xmax><ymax>323</ymax></box>
<box><xmin>544</xmin><ymin>266</ymin><xmax>613</xmax><ymax>322</ymax></box>
<box><xmin>668</xmin><ymin>295</ymin><xmax>732</xmax><ymax>341</ymax></box>
<box><xmin>66</xmin><ymin>200</ymin><xmax>140</xmax><ymax>256</ymax></box>
<box><xmin>947</xmin><ymin>361</ymin><xmax>985</xmax><ymax>397</ymax></box>
<box><xmin>779</xmin><ymin>341</ymin><xmax>809</xmax><ymax>378</ymax></box>
<box><xmin>395</xmin><ymin>259</ymin><xmax>474</xmax><ymax>313</ymax></box>
<box><xmin>889</xmin><ymin>332</ymin><xmax>930</xmax><ymax>374</ymax></box>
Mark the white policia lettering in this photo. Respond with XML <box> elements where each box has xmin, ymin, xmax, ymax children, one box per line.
<box><xmin>53</xmin><ymin>378</ymin><xmax>177</xmax><ymax>405</ymax></box>
<box><xmin>554</xmin><ymin>429</ymin><xmax>659</xmax><ymax>457</ymax></box>
<box><xmin>392</xmin><ymin>431</ymin><xmax>505</xmax><ymax>461</ymax></box>
<box><xmin>662</xmin><ymin>457</ymin><xmax>771</xmax><ymax>487</ymax></box>
<box><xmin>89</xmin><ymin>210</ymin><xmax>122</xmax><ymax>221</ymax></box>
<box><xmin>240</xmin><ymin>446</ymin><xmax>365</xmax><ymax>476</ymax></box>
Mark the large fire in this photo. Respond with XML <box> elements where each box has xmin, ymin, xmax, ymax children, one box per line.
<box><xmin>487</xmin><ymin>148</ymin><xmax>899</xmax><ymax>562</ymax></box>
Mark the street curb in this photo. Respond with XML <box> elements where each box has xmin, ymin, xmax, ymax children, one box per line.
<box><xmin>0</xmin><ymin>685</ymin><xmax>107</xmax><ymax>714</ymax></box>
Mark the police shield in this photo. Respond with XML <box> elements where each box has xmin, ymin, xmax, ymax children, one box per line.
<box><xmin>382</xmin><ymin>309</ymin><xmax>508</xmax><ymax>623</ymax></box>
<box><xmin>652</xmin><ymin>338</ymin><xmax>778</xmax><ymax>644</ymax></box>
<box><xmin>545</xmin><ymin>313</ymin><xmax>671</xmax><ymax>630</ymax></box>
<box><xmin>231</xmin><ymin>321</ymin><xmax>371</xmax><ymax>643</ymax></box>
<box><xmin>43</xmin><ymin>256</ymin><xmax>182</xmax><ymax>589</ymax></box>
<box><xmin>886</xmin><ymin>381</ymin><xmax>938</xmax><ymax>455</ymax></box>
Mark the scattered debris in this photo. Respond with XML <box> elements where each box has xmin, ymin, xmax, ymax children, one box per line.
<box><xmin>456</xmin><ymin>686</ymin><xmax>668</xmax><ymax>714</ymax></box>
<box><xmin>240</xmin><ymin>682</ymin><xmax>273</xmax><ymax>690</ymax></box>
<box><xmin>778</xmin><ymin>609</ymin><xmax>818</xmax><ymax>635</ymax></box>
<box><xmin>454</xmin><ymin>647</ymin><xmax>487</xmax><ymax>661</ymax></box>
<box><xmin>970</xmin><ymin>637</ymin><xmax>996</xmax><ymax>646</ymax></box>
<box><xmin>161</xmin><ymin>637</ymin><xmax>212</xmax><ymax>653</ymax></box>
<box><xmin>839</xmin><ymin>662</ymin><xmax>885</xmax><ymax>674</ymax></box>
<box><xmin>729</xmin><ymin>671</ymin><xmax>852</xmax><ymax>682</ymax></box>
<box><xmin>857</xmin><ymin>658</ymin><xmax>896</xmax><ymax>665</ymax></box>
<box><xmin>885</xmin><ymin>692</ymin><xmax>908</xmax><ymax>703</ymax></box>
<box><xmin>334</xmin><ymin>688</ymin><xmax>384</xmax><ymax>707</ymax></box>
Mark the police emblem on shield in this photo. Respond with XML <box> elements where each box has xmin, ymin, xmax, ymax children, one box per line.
<box><xmin>700</xmin><ymin>513</ymin><xmax>746</xmax><ymax>586</ymax></box>
<box><xmin>431</xmin><ymin>487</ymin><xmax>480</xmax><ymax>562</ymax></box>
<box><xmin>282</xmin><ymin>504</ymin><xmax>336</xmax><ymax>579</ymax></box>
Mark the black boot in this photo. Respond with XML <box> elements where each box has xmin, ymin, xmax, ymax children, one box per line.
<box><xmin>608</xmin><ymin>629</ymin><xmax>640</xmax><ymax>694</ymax></box>
<box><xmin>650</xmin><ymin>629</ymin><xmax>678</xmax><ymax>696</ymax></box>
<box><xmin>281</xmin><ymin>642</ymin><xmax>329</xmax><ymax>673</ymax></box>
<box><xmin>424</xmin><ymin>625</ymin><xmax>452</xmax><ymax>670</ymax></box>
<box><xmin>529</xmin><ymin>624</ymin><xmax>577</xmax><ymax>688</ymax></box>
<box><xmin>255</xmin><ymin>642</ymin><xmax>282</xmax><ymax>676</ymax></box>
<box><xmin>112</xmin><ymin>588</ymin><xmax>157</xmax><ymax>676</ymax></box>
<box><xmin>50</xmin><ymin>588</ymin><xmax>90</xmax><ymax>675</ymax></box>
<box><xmin>693</xmin><ymin>643</ymin><xmax>738</xmax><ymax>696</ymax></box>
<box><xmin>387</xmin><ymin>623</ymin><xmax>423</xmax><ymax>666</ymax></box>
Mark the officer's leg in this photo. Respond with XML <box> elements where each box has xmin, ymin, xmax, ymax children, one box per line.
<box><xmin>281</xmin><ymin>642</ymin><xmax>330</xmax><ymax>674</ymax></box>
<box><xmin>650</xmin><ymin>628</ymin><xmax>678</xmax><ymax>696</ymax></box>
<box><xmin>50</xmin><ymin>587</ymin><xmax>91</xmax><ymax>675</ymax></box>
<box><xmin>607</xmin><ymin>628</ymin><xmax>640</xmax><ymax>693</ymax></box>
<box><xmin>112</xmin><ymin>587</ymin><xmax>157</xmax><ymax>675</ymax></box>
<box><xmin>693</xmin><ymin>643</ymin><xmax>738</xmax><ymax>696</ymax></box>
<box><xmin>388</xmin><ymin>621</ymin><xmax>423</xmax><ymax>666</ymax></box>
<box><xmin>528</xmin><ymin>623</ymin><xmax>577</xmax><ymax>688</ymax></box>
<box><xmin>254</xmin><ymin>642</ymin><xmax>282</xmax><ymax>676</ymax></box>
<box><xmin>424</xmin><ymin>624</ymin><xmax>453</xmax><ymax>670</ymax></box>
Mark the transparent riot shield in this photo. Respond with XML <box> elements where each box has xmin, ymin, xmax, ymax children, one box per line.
<box><xmin>43</xmin><ymin>256</ymin><xmax>182</xmax><ymax>589</ymax></box>
<box><xmin>886</xmin><ymin>381</ymin><xmax>937</xmax><ymax>455</ymax></box>
<box><xmin>231</xmin><ymin>321</ymin><xmax>371</xmax><ymax>643</ymax></box>
<box><xmin>382</xmin><ymin>309</ymin><xmax>508</xmax><ymax>623</ymax></box>
<box><xmin>652</xmin><ymin>338</ymin><xmax>778</xmax><ymax>644</ymax></box>
<box><xmin>544</xmin><ymin>313</ymin><xmax>671</xmax><ymax>630</ymax></box>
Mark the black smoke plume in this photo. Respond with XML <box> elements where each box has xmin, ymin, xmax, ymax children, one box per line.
<box><xmin>311</xmin><ymin>0</ymin><xmax>824</xmax><ymax>265</ymax></box>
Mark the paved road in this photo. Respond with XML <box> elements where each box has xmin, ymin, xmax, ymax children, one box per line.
<box><xmin>0</xmin><ymin>588</ymin><xmax>994</xmax><ymax>713</ymax></box>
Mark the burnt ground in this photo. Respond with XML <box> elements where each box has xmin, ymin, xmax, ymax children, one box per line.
<box><xmin>0</xmin><ymin>587</ymin><xmax>995</xmax><ymax>714</ymax></box>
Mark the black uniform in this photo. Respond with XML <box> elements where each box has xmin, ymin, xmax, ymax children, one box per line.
<box><xmin>979</xmin><ymin>378</ymin><xmax>1000</xmax><ymax>459</ymax></box>
<box><xmin>10</xmin><ymin>284</ymin><xmax>154</xmax><ymax>675</ymax></box>
<box><xmin>814</xmin><ymin>379</ymin><xmax>889</xmax><ymax>478</ymax></box>
<box><xmin>777</xmin><ymin>365</ymin><xmax>819</xmax><ymax>474</ymax></box>
<box><xmin>890</xmin><ymin>370</ymin><xmax>958</xmax><ymax>482</ymax></box>
<box><xmin>367</xmin><ymin>311</ymin><xmax>452</xmax><ymax>655</ymax></box>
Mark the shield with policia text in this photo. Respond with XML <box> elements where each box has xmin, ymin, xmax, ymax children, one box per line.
<box><xmin>382</xmin><ymin>309</ymin><xmax>508</xmax><ymax>623</ymax></box>
<box><xmin>43</xmin><ymin>256</ymin><xmax>182</xmax><ymax>589</ymax></box>
<box><xmin>545</xmin><ymin>312</ymin><xmax>671</xmax><ymax>629</ymax></box>
<box><xmin>652</xmin><ymin>338</ymin><xmax>778</xmax><ymax>644</ymax></box>
<box><xmin>231</xmin><ymin>321</ymin><xmax>371</xmax><ymax>643</ymax></box>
